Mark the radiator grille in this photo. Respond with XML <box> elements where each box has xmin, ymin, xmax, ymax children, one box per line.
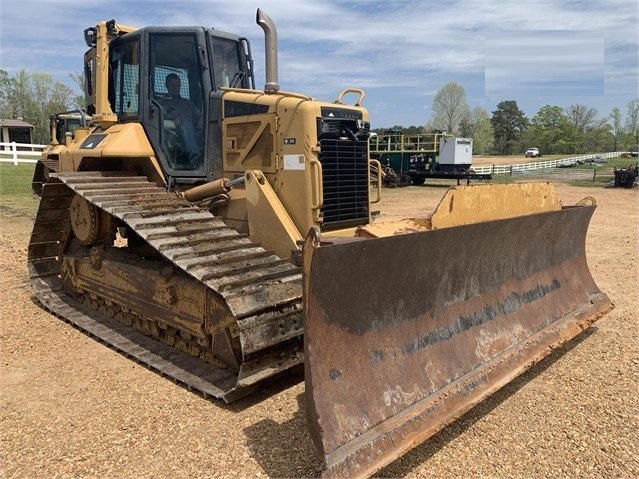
<box><xmin>319</xmin><ymin>138</ymin><xmax>370</xmax><ymax>230</ymax></box>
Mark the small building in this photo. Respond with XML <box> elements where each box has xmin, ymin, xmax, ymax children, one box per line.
<box><xmin>0</xmin><ymin>118</ymin><xmax>35</xmax><ymax>148</ymax></box>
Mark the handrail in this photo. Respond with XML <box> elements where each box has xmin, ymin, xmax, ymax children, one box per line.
<box><xmin>334</xmin><ymin>88</ymin><xmax>365</xmax><ymax>106</ymax></box>
<box><xmin>308</xmin><ymin>158</ymin><xmax>324</xmax><ymax>211</ymax></box>
<box><xmin>369</xmin><ymin>132</ymin><xmax>444</xmax><ymax>154</ymax></box>
<box><xmin>369</xmin><ymin>159</ymin><xmax>382</xmax><ymax>203</ymax></box>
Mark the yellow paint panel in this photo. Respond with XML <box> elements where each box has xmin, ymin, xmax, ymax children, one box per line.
<box><xmin>97</xmin><ymin>124</ymin><xmax>155</xmax><ymax>157</ymax></box>
<box><xmin>357</xmin><ymin>183</ymin><xmax>562</xmax><ymax>238</ymax></box>
<box><xmin>356</xmin><ymin>218</ymin><xmax>432</xmax><ymax>238</ymax></box>
<box><xmin>245</xmin><ymin>170</ymin><xmax>302</xmax><ymax>260</ymax></box>
<box><xmin>430</xmin><ymin>182</ymin><xmax>562</xmax><ymax>230</ymax></box>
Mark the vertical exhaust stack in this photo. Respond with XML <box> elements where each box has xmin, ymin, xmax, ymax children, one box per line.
<box><xmin>256</xmin><ymin>9</ymin><xmax>280</xmax><ymax>93</ymax></box>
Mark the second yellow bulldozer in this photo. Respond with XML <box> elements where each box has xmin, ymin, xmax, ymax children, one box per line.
<box><xmin>29</xmin><ymin>9</ymin><xmax>613</xmax><ymax>478</ymax></box>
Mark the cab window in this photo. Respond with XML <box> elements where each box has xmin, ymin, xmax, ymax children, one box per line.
<box><xmin>110</xmin><ymin>38</ymin><xmax>140</xmax><ymax>118</ymax></box>
<box><xmin>149</xmin><ymin>33</ymin><xmax>205</xmax><ymax>170</ymax></box>
<box><xmin>211</xmin><ymin>38</ymin><xmax>245</xmax><ymax>89</ymax></box>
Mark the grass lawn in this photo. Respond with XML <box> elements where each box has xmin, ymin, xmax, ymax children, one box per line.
<box><xmin>566</xmin><ymin>156</ymin><xmax>637</xmax><ymax>187</ymax></box>
<box><xmin>0</xmin><ymin>156</ymin><xmax>634</xmax><ymax>218</ymax></box>
<box><xmin>0</xmin><ymin>162</ymin><xmax>39</xmax><ymax>217</ymax></box>
<box><xmin>490</xmin><ymin>156</ymin><xmax>636</xmax><ymax>187</ymax></box>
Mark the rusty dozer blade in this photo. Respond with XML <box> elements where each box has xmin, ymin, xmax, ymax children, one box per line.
<box><xmin>303</xmin><ymin>185</ymin><xmax>613</xmax><ymax>479</ymax></box>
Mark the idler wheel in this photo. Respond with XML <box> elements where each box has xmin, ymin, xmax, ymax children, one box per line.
<box><xmin>70</xmin><ymin>194</ymin><xmax>100</xmax><ymax>245</ymax></box>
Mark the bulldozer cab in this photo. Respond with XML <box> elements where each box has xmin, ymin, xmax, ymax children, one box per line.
<box><xmin>51</xmin><ymin>111</ymin><xmax>91</xmax><ymax>145</ymax></box>
<box><xmin>86</xmin><ymin>25</ymin><xmax>255</xmax><ymax>183</ymax></box>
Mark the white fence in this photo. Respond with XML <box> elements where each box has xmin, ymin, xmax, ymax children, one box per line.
<box><xmin>0</xmin><ymin>142</ymin><xmax>46</xmax><ymax>165</ymax></box>
<box><xmin>471</xmin><ymin>152</ymin><xmax>624</xmax><ymax>175</ymax></box>
<box><xmin>0</xmin><ymin>143</ymin><xmax>626</xmax><ymax>172</ymax></box>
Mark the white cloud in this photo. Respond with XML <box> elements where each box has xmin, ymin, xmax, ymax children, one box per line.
<box><xmin>485</xmin><ymin>30</ymin><xmax>605</xmax><ymax>96</ymax></box>
<box><xmin>1</xmin><ymin>0</ymin><xmax>636</xmax><ymax>126</ymax></box>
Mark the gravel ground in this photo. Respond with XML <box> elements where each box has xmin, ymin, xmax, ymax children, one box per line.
<box><xmin>1</xmin><ymin>181</ymin><xmax>638</xmax><ymax>478</ymax></box>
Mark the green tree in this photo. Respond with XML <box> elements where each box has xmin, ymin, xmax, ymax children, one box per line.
<box><xmin>529</xmin><ymin>105</ymin><xmax>572</xmax><ymax>154</ymax></box>
<box><xmin>0</xmin><ymin>69</ymin><xmax>74</xmax><ymax>143</ymax></box>
<box><xmin>625</xmin><ymin>98</ymin><xmax>639</xmax><ymax>151</ymax></box>
<box><xmin>372</xmin><ymin>125</ymin><xmax>425</xmax><ymax>134</ymax></box>
<box><xmin>491</xmin><ymin>100</ymin><xmax>528</xmax><ymax>155</ymax></box>
<box><xmin>565</xmin><ymin>104</ymin><xmax>600</xmax><ymax>132</ymax></box>
<box><xmin>68</xmin><ymin>71</ymin><xmax>87</xmax><ymax>109</ymax></box>
<box><xmin>609</xmin><ymin>107</ymin><xmax>623</xmax><ymax>152</ymax></box>
<box><xmin>459</xmin><ymin>107</ymin><xmax>494</xmax><ymax>155</ymax></box>
<box><xmin>565</xmin><ymin>104</ymin><xmax>610</xmax><ymax>153</ymax></box>
<box><xmin>0</xmin><ymin>69</ymin><xmax>15</xmax><ymax>116</ymax></box>
<box><xmin>583</xmin><ymin>123</ymin><xmax>613</xmax><ymax>153</ymax></box>
<box><xmin>430</xmin><ymin>82</ymin><xmax>469</xmax><ymax>135</ymax></box>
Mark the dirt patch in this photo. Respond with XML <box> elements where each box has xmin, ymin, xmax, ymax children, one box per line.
<box><xmin>473</xmin><ymin>155</ymin><xmax>544</xmax><ymax>166</ymax></box>
<box><xmin>1</xmin><ymin>181</ymin><xmax>638</xmax><ymax>478</ymax></box>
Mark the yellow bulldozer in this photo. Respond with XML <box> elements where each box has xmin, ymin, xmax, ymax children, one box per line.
<box><xmin>29</xmin><ymin>9</ymin><xmax>613</xmax><ymax>478</ymax></box>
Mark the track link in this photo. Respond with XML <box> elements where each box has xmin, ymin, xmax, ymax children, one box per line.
<box><xmin>28</xmin><ymin>172</ymin><xmax>304</xmax><ymax>401</ymax></box>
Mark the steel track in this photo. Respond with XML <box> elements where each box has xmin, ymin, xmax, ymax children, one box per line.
<box><xmin>28</xmin><ymin>172</ymin><xmax>304</xmax><ymax>402</ymax></box>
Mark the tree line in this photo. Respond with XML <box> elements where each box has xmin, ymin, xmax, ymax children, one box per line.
<box><xmin>2</xmin><ymin>70</ymin><xmax>638</xmax><ymax>156</ymax></box>
<box><xmin>0</xmin><ymin>69</ymin><xmax>83</xmax><ymax>144</ymax></box>
<box><xmin>377</xmin><ymin>82</ymin><xmax>639</xmax><ymax>156</ymax></box>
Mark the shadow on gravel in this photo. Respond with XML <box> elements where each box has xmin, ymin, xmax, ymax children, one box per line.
<box><xmin>30</xmin><ymin>279</ymin><xmax>601</xmax><ymax>477</ymax></box>
<box><xmin>243</xmin><ymin>328</ymin><xmax>597</xmax><ymax>478</ymax></box>
<box><xmin>243</xmin><ymin>392</ymin><xmax>323</xmax><ymax>478</ymax></box>
<box><xmin>28</xmin><ymin>292</ymin><xmax>304</xmax><ymax>412</ymax></box>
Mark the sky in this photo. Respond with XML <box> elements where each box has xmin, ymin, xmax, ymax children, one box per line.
<box><xmin>0</xmin><ymin>0</ymin><xmax>637</xmax><ymax>129</ymax></box>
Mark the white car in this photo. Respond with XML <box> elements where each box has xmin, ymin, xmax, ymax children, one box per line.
<box><xmin>525</xmin><ymin>148</ymin><xmax>541</xmax><ymax>158</ymax></box>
